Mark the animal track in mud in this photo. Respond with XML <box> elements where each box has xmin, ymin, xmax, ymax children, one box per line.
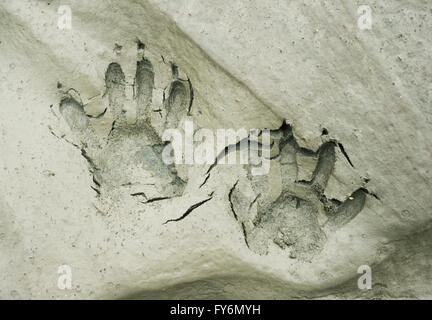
<box><xmin>228</xmin><ymin>123</ymin><xmax>370</xmax><ymax>261</ymax></box>
<box><xmin>51</xmin><ymin>43</ymin><xmax>372</xmax><ymax>261</ymax></box>
<box><xmin>53</xmin><ymin>48</ymin><xmax>192</xmax><ymax>204</ymax></box>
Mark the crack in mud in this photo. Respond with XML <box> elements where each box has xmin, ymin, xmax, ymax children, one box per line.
<box><xmin>163</xmin><ymin>196</ymin><xmax>213</xmax><ymax>224</ymax></box>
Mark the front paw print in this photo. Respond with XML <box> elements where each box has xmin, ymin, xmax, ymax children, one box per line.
<box><xmin>54</xmin><ymin>48</ymin><xmax>192</xmax><ymax>203</ymax></box>
<box><xmin>230</xmin><ymin>124</ymin><xmax>368</xmax><ymax>261</ymax></box>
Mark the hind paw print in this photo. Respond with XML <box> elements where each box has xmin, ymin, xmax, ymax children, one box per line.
<box><xmin>51</xmin><ymin>47</ymin><xmax>193</xmax><ymax>202</ymax></box>
<box><xmin>230</xmin><ymin>124</ymin><xmax>369</xmax><ymax>261</ymax></box>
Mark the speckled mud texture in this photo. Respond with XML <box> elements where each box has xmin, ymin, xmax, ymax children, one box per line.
<box><xmin>0</xmin><ymin>0</ymin><xmax>431</xmax><ymax>300</ymax></box>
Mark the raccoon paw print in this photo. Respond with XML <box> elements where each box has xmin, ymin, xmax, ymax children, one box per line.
<box><xmin>53</xmin><ymin>49</ymin><xmax>193</xmax><ymax>203</ymax></box>
<box><xmin>230</xmin><ymin>123</ymin><xmax>369</xmax><ymax>261</ymax></box>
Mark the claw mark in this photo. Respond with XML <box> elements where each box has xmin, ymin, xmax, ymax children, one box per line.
<box><xmin>163</xmin><ymin>196</ymin><xmax>213</xmax><ymax>224</ymax></box>
<box><xmin>113</xmin><ymin>43</ymin><xmax>123</xmax><ymax>54</ymax></box>
<box><xmin>171</xmin><ymin>63</ymin><xmax>179</xmax><ymax>79</ymax></box>
<box><xmin>135</xmin><ymin>38</ymin><xmax>145</xmax><ymax>51</ymax></box>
